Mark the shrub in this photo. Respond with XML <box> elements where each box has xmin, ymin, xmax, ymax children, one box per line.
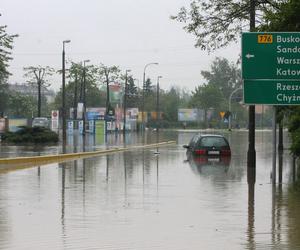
<box><xmin>1</xmin><ymin>126</ymin><xmax>59</xmax><ymax>144</ymax></box>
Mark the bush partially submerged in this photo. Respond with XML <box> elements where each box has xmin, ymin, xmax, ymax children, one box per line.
<box><xmin>1</xmin><ymin>126</ymin><xmax>59</xmax><ymax>144</ymax></box>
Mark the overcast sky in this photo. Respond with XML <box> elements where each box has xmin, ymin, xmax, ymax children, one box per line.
<box><xmin>2</xmin><ymin>0</ymin><xmax>240</xmax><ymax>92</ymax></box>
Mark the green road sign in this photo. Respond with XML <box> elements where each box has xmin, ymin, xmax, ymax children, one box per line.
<box><xmin>244</xmin><ymin>79</ymin><xmax>300</xmax><ymax>105</ymax></box>
<box><xmin>242</xmin><ymin>32</ymin><xmax>300</xmax><ymax>80</ymax></box>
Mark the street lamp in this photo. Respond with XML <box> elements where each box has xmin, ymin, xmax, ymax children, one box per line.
<box><xmin>82</xmin><ymin>59</ymin><xmax>90</xmax><ymax>136</ymax></box>
<box><xmin>228</xmin><ymin>87</ymin><xmax>242</xmax><ymax>131</ymax></box>
<box><xmin>142</xmin><ymin>62</ymin><xmax>158</xmax><ymax>133</ymax></box>
<box><xmin>123</xmin><ymin>70</ymin><xmax>131</xmax><ymax>137</ymax></box>
<box><xmin>156</xmin><ymin>76</ymin><xmax>162</xmax><ymax>152</ymax></box>
<box><xmin>62</xmin><ymin>39</ymin><xmax>71</xmax><ymax>148</ymax></box>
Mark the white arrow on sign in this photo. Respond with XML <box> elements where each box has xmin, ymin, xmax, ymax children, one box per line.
<box><xmin>246</xmin><ymin>53</ymin><xmax>255</xmax><ymax>59</ymax></box>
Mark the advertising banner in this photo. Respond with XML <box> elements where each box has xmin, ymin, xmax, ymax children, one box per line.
<box><xmin>109</xmin><ymin>83</ymin><xmax>122</xmax><ymax>103</ymax></box>
<box><xmin>95</xmin><ymin>120</ymin><xmax>105</xmax><ymax>144</ymax></box>
<box><xmin>178</xmin><ymin>109</ymin><xmax>198</xmax><ymax>122</ymax></box>
<box><xmin>127</xmin><ymin>108</ymin><xmax>138</xmax><ymax>119</ymax></box>
<box><xmin>77</xmin><ymin>103</ymin><xmax>84</xmax><ymax>119</ymax></box>
<box><xmin>0</xmin><ymin>118</ymin><xmax>6</xmax><ymax>133</ymax></box>
<box><xmin>88</xmin><ymin>120</ymin><xmax>95</xmax><ymax>134</ymax></box>
<box><xmin>67</xmin><ymin>121</ymin><xmax>74</xmax><ymax>135</ymax></box>
<box><xmin>9</xmin><ymin>119</ymin><xmax>27</xmax><ymax>132</ymax></box>
<box><xmin>86</xmin><ymin>107</ymin><xmax>106</xmax><ymax>120</ymax></box>
<box><xmin>178</xmin><ymin>109</ymin><xmax>205</xmax><ymax>122</ymax></box>
<box><xmin>78</xmin><ymin>120</ymin><xmax>84</xmax><ymax>135</ymax></box>
<box><xmin>51</xmin><ymin>110</ymin><xmax>59</xmax><ymax>131</ymax></box>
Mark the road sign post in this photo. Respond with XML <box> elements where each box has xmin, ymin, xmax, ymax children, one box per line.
<box><xmin>242</xmin><ymin>32</ymin><xmax>300</xmax><ymax>183</ymax></box>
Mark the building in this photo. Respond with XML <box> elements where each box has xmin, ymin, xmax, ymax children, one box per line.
<box><xmin>8</xmin><ymin>83</ymin><xmax>56</xmax><ymax>103</ymax></box>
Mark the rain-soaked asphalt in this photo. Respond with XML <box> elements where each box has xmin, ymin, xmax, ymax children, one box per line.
<box><xmin>0</xmin><ymin>130</ymin><xmax>300</xmax><ymax>250</ymax></box>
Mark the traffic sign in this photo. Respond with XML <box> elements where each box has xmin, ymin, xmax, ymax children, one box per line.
<box><xmin>242</xmin><ymin>32</ymin><xmax>300</xmax><ymax>80</ymax></box>
<box><xmin>244</xmin><ymin>79</ymin><xmax>300</xmax><ymax>105</ymax></box>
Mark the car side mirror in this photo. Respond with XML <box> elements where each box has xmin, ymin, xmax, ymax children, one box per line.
<box><xmin>183</xmin><ymin>145</ymin><xmax>190</xmax><ymax>149</ymax></box>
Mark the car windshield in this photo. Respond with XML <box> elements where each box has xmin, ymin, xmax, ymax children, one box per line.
<box><xmin>199</xmin><ymin>137</ymin><xmax>228</xmax><ymax>147</ymax></box>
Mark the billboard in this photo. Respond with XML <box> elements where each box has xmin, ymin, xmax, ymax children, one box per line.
<box><xmin>109</xmin><ymin>83</ymin><xmax>122</xmax><ymax>103</ymax></box>
<box><xmin>178</xmin><ymin>109</ymin><xmax>198</xmax><ymax>122</ymax></box>
<box><xmin>127</xmin><ymin>108</ymin><xmax>138</xmax><ymax>119</ymax></box>
<box><xmin>178</xmin><ymin>109</ymin><xmax>205</xmax><ymax>122</ymax></box>
<box><xmin>86</xmin><ymin>107</ymin><xmax>106</xmax><ymax>120</ymax></box>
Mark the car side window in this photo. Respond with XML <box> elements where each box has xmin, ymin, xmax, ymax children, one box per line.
<box><xmin>189</xmin><ymin>135</ymin><xmax>199</xmax><ymax>148</ymax></box>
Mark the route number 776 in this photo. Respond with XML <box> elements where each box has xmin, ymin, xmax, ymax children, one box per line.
<box><xmin>257</xmin><ymin>34</ymin><xmax>273</xmax><ymax>44</ymax></box>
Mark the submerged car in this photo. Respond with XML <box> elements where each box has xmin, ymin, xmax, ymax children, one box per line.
<box><xmin>32</xmin><ymin>117</ymin><xmax>50</xmax><ymax>128</ymax></box>
<box><xmin>183</xmin><ymin>134</ymin><xmax>231</xmax><ymax>157</ymax></box>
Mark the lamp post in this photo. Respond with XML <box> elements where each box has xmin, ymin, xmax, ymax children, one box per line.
<box><xmin>123</xmin><ymin>70</ymin><xmax>131</xmax><ymax>137</ymax></box>
<box><xmin>142</xmin><ymin>62</ymin><xmax>158</xmax><ymax>133</ymax></box>
<box><xmin>82</xmin><ymin>59</ymin><xmax>90</xmax><ymax>136</ymax></box>
<box><xmin>156</xmin><ymin>76</ymin><xmax>162</xmax><ymax>152</ymax></box>
<box><xmin>62</xmin><ymin>39</ymin><xmax>71</xmax><ymax>148</ymax></box>
<box><xmin>228</xmin><ymin>87</ymin><xmax>242</xmax><ymax>131</ymax></box>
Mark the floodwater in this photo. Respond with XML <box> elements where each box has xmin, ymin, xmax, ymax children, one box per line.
<box><xmin>0</xmin><ymin>130</ymin><xmax>300</xmax><ymax>249</ymax></box>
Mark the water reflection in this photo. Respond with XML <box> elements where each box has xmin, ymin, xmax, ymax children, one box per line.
<box><xmin>1</xmin><ymin>130</ymin><xmax>300</xmax><ymax>249</ymax></box>
<box><xmin>247</xmin><ymin>168</ymin><xmax>255</xmax><ymax>250</ymax></box>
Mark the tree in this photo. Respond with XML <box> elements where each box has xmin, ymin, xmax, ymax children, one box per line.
<box><xmin>66</xmin><ymin>62</ymin><xmax>99</xmax><ymax>118</ymax></box>
<box><xmin>23</xmin><ymin>66</ymin><xmax>54</xmax><ymax>117</ymax></box>
<box><xmin>7</xmin><ymin>91</ymin><xmax>37</xmax><ymax>118</ymax></box>
<box><xmin>190</xmin><ymin>84</ymin><xmax>224</xmax><ymax>127</ymax></box>
<box><xmin>161</xmin><ymin>87</ymin><xmax>181</xmax><ymax>123</ymax></box>
<box><xmin>126</xmin><ymin>76</ymin><xmax>139</xmax><ymax>108</ymax></box>
<box><xmin>260</xmin><ymin>0</ymin><xmax>300</xmax><ymax>32</ymax></box>
<box><xmin>53</xmin><ymin>62</ymin><xmax>104</xmax><ymax>117</ymax></box>
<box><xmin>171</xmin><ymin>0</ymin><xmax>281</xmax><ymax>51</ymax></box>
<box><xmin>144</xmin><ymin>78</ymin><xmax>156</xmax><ymax>114</ymax></box>
<box><xmin>201</xmin><ymin>57</ymin><xmax>242</xmax><ymax>100</ymax></box>
<box><xmin>98</xmin><ymin>64</ymin><xmax>121</xmax><ymax>114</ymax></box>
<box><xmin>0</xmin><ymin>18</ymin><xmax>17</xmax><ymax>115</ymax></box>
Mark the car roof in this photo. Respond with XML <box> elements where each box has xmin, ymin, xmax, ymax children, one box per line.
<box><xmin>198</xmin><ymin>134</ymin><xmax>225</xmax><ymax>138</ymax></box>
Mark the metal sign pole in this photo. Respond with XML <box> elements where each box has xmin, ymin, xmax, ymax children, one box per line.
<box><xmin>272</xmin><ymin>106</ymin><xmax>277</xmax><ymax>184</ymax></box>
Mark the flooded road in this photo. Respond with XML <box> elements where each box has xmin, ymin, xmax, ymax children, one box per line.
<box><xmin>0</xmin><ymin>130</ymin><xmax>299</xmax><ymax>249</ymax></box>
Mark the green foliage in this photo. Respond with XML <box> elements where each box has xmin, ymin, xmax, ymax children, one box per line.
<box><xmin>190</xmin><ymin>84</ymin><xmax>223</xmax><ymax>110</ymax></box>
<box><xmin>23</xmin><ymin>66</ymin><xmax>54</xmax><ymax>117</ymax></box>
<box><xmin>171</xmin><ymin>0</ymin><xmax>281</xmax><ymax>51</ymax></box>
<box><xmin>0</xmin><ymin>21</ymin><xmax>17</xmax><ymax>83</ymax></box>
<box><xmin>201</xmin><ymin>57</ymin><xmax>242</xmax><ymax>99</ymax></box>
<box><xmin>0</xmin><ymin>18</ymin><xmax>17</xmax><ymax>115</ymax></box>
<box><xmin>161</xmin><ymin>87</ymin><xmax>181</xmax><ymax>122</ymax></box>
<box><xmin>126</xmin><ymin>77</ymin><xmax>139</xmax><ymax>108</ymax></box>
<box><xmin>1</xmin><ymin>126</ymin><xmax>58</xmax><ymax>144</ymax></box>
<box><xmin>53</xmin><ymin>62</ymin><xmax>105</xmax><ymax>114</ymax></box>
<box><xmin>7</xmin><ymin>92</ymin><xmax>37</xmax><ymax>118</ymax></box>
<box><xmin>260</xmin><ymin>0</ymin><xmax>300</xmax><ymax>32</ymax></box>
<box><xmin>189</xmin><ymin>57</ymin><xmax>245</xmax><ymax>127</ymax></box>
<box><xmin>98</xmin><ymin>64</ymin><xmax>121</xmax><ymax>112</ymax></box>
<box><xmin>0</xmin><ymin>82</ymin><xmax>9</xmax><ymax>114</ymax></box>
